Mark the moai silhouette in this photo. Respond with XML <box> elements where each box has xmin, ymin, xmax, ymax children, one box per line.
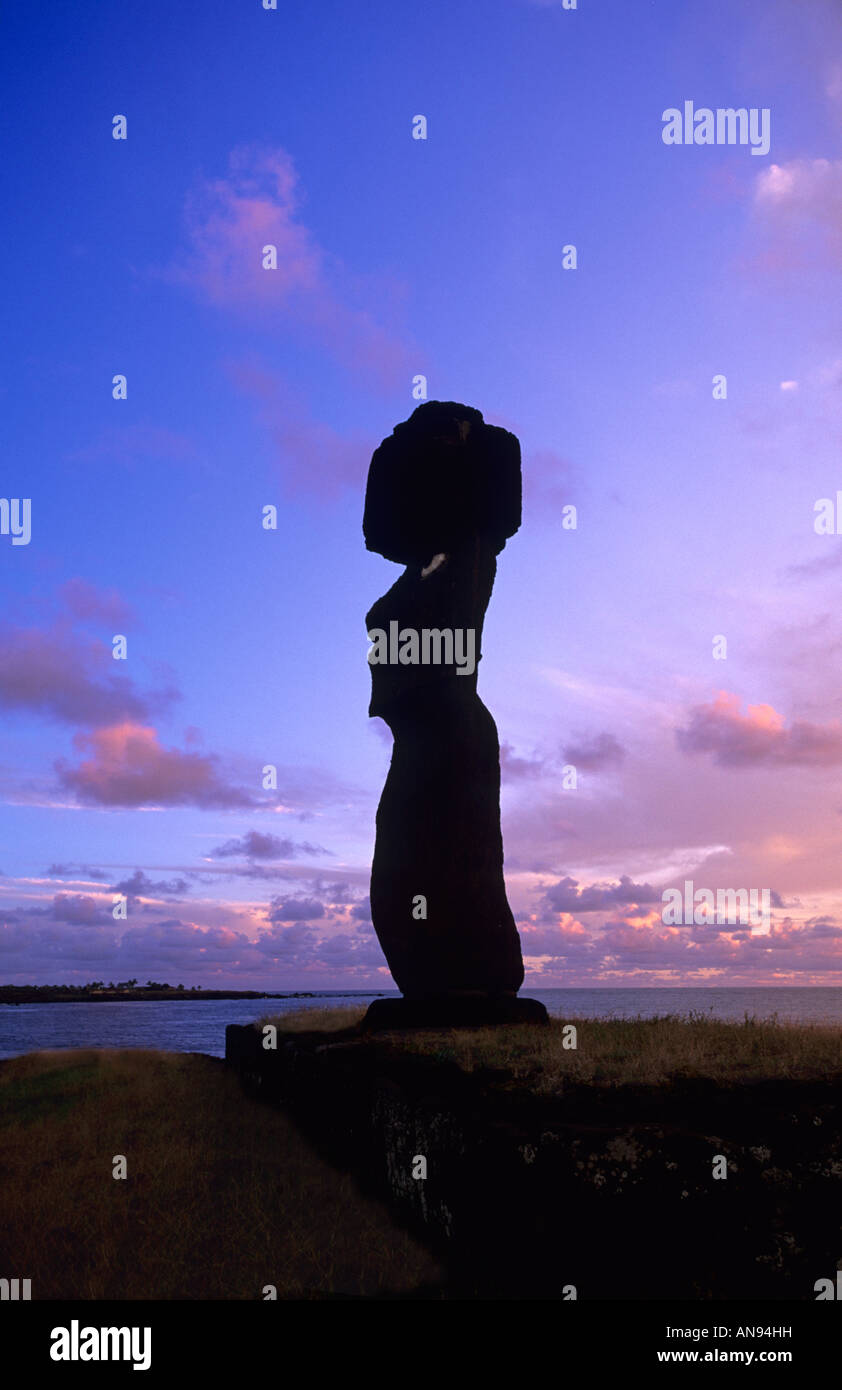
<box><xmin>362</xmin><ymin>401</ymin><xmax>548</xmax><ymax>1028</ymax></box>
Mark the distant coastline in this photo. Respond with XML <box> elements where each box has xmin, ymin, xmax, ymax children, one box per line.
<box><xmin>0</xmin><ymin>986</ymin><xmax>379</xmax><ymax>1005</ymax></box>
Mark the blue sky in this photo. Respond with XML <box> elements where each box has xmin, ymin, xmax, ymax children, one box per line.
<box><xmin>3</xmin><ymin>0</ymin><xmax>842</xmax><ymax>987</ymax></box>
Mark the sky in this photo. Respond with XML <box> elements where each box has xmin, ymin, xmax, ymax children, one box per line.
<box><xmin>2</xmin><ymin>0</ymin><xmax>842</xmax><ymax>989</ymax></box>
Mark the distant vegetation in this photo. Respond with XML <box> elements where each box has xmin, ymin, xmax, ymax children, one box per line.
<box><xmin>0</xmin><ymin>983</ymin><xmax>311</xmax><ymax>1003</ymax></box>
<box><xmin>258</xmin><ymin>1007</ymin><xmax>842</xmax><ymax>1091</ymax></box>
<box><xmin>0</xmin><ymin>1048</ymin><xmax>444</xmax><ymax>1298</ymax></box>
<box><xmin>1</xmin><ymin>981</ymin><xmax>195</xmax><ymax>996</ymax></box>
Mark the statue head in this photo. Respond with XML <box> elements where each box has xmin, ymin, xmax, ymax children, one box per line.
<box><xmin>363</xmin><ymin>401</ymin><xmax>522</xmax><ymax>565</ymax></box>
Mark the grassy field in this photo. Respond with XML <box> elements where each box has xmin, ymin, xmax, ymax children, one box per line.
<box><xmin>259</xmin><ymin>1007</ymin><xmax>842</xmax><ymax>1091</ymax></box>
<box><xmin>0</xmin><ymin>1048</ymin><xmax>444</xmax><ymax>1299</ymax></box>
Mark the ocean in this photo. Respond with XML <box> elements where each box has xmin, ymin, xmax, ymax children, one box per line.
<box><xmin>1</xmin><ymin>987</ymin><xmax>841</xmax><ymax>1060</ymax></box>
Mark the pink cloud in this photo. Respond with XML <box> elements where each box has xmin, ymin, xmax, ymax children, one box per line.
<box><xmin>2</xmin><ymin>882</ymin><xmax>841</xmax><ymax>987</ymax></box>
<box><xmin>225</xmin><ymin>358</ymin><xmax>374</xmax><ymax>497</ymax></box>
<box><xmin>32</xmin><ymin>893</ymin><xmax>111</xmax><ymax>925</ymax></box>
<box><xmin>0</xmin><ymin>623</ymin><xmax>176</xmax><ymax>727</ymax></box>
<box><xmin>523</xmin><ymin>447</ymin><xmax>579</xmax><ymax>508</ymax></box>
<box><xmin>543</xmin><ymin>874</ymin><xmax>660</xmax><ymax>914</ymax></box>
<box><xmin>518</xmin><ymin>903</ymin><xmax>842</xmax><ymax>984</ymax></box>
<box><xmin>519</xmin><ymin>917</ymin><xmax>591</xmax><ymax>958</ymax></box>
<box><xmin>499</xmin><ymin>742</ymin><xmax>546</xmax><ymax>781</ymax></box>
<box><xmin>254</xmin><ymin>921</ymin><xmax>385</xmax><ymax>971</ymax></box>
<box><xmin>56</xmin><ymin>722</ymin><xmax>257</xmax><ymax>808</ymax></box>
<box><xmin>168</xmin><ymin>145</ymin><xmax>417</xmax><ymax>391</ymax></box>
<box><xmin>676</xmin><ymin>691</ymin><xmax>842</xmax><ymax>767</ymax></box>
<box><xmin>266</xmin><ymin>895</ymin><xmax>326</xmax><ymax>923</ymax></box>
<box><xmin>110</xmin><ymin>870</ymin><xmax>189</xmax><ymax>900</ymax></box>
<box><xmin>60</xmin><ymin>578</ymin><xmax>136</xmax><ymax>628</ymax></box>
<box><xmin>211</xmin><ymin>830</ymin><xmax>328</xmax><ymax>860</ymax></box>
<box><xmin>500</xmin><ymin>732</ymin><xmax>625</xmax><ymax>784</ymax></box>
<box><xmin>592</xmin><ymin>910</ymin><xmax>842</xmax><ymax>980</ymax></box>
<box><xmin>753</xmin><ymin>158</ymin><xmax>842</xmax><ymax>269</ymax></box>
<box><xmin>562</xmin><ymin>732</ymin><xmax>626</xmax><ymax>771</ymax></box>
<box><xmin>68</xmin><ymin>424</ymin><xmax>198</xmax><ymax>468</ymax></box>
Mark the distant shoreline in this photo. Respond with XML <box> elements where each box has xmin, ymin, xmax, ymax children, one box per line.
<box><xmin>0</xmin><ymin>988</ymin><xmax>388</xmax><ymax>1005</ymax></box>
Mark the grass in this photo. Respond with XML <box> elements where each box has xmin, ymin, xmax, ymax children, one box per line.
<box><xmin>0</xmin><ymin>1048</ymin><xmax>444</xmax><ymax>1299</ymax></box>
<box><xmin>258</xmin><ymin>1007</ymin><xmax>842</xmax><ymax>1093</ymax></box>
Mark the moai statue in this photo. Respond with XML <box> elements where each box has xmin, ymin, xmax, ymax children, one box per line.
<box><xmin>361</xmin><ymin>401</ymin><xmax>548</xmax><ymax>1028</ymax></box>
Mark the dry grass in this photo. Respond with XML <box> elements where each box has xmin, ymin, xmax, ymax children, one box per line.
<box><xmin>0</xmin><ymin>1048</ymin><xmax>444</xmax><ymax>1299</ymax></box>
<box><xmin>259</xmin><ymin>1006</ymin><xmax>368</xmax><ymax>1033</ymax></box>
<box><xmin>258</xmin><ymin>1007</ymin><xmax>842</xmax><ymax>1093</ymax></box>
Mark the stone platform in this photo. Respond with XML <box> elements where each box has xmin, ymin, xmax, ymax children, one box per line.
<box><xmin>225</xmin><ymin>1017</ymin><xmax>842</xmax><ymax>1299</ymax></box>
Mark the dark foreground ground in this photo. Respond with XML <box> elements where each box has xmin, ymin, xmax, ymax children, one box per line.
<box><xmin>3</xmin><ymin>1012</ymin><xmax>842</xmax><ymax>1300</ymax></box>
<box><xmin>236</xmin><ymin>1009</ymin><xmax>842</xmax><ymax>1300</ymax></box>
<box><xmin>0</xmin><ymin>1048</ymin><xmax>445</xmax><ymax>1299</ymax></box>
